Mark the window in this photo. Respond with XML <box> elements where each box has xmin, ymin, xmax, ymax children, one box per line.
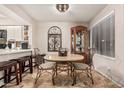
<box><xmin>92</xmin><ymin>13</ymin><xmax>115</xmax><ymax>57</ymax></box>
<box><xmin>48</xmin><ymin>26</ymin><xmax>62</xmax><ymax>52</ymax></box>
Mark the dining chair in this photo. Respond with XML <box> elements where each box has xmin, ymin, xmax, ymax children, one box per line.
<box><xmin>33</xmin><ymin>48</ymin><xmax>41</xmax><ymax>56</ymax></box>
<box><xmin>72</xmin><ymin>62</ymin><xmax>94</xmax><ymax>86</ymax></box>
<box><xmin>34</xmin><ymin>54</ymin><xmax>56</xmax><ymax>85</ymax></box>
<box><xmin>56</xmin><ymin>48</ymin><xmax>72</xmax><ymax>76</ymax></box>
<box><xmin>55</xmin><ymin>62</ymin><xmax>72</xmax><ymax>76</ymax></box>
<box><xmin>71</xmin><ymin>53</ymin><xmax>94</xmax><ymax>86</ymax></box>
<box><xmin>32</xmin><ymin>48</ymin><xmax>46</xmax><ymax>67</ymax></box>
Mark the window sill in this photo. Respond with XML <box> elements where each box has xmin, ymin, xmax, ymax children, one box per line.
<box><xmin>94</xmin><ymin>53</ymin><xmax>116</xmax><ymax>61</ymax></box>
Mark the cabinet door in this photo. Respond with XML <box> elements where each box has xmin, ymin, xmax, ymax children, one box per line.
<box><xmin>14</xmin><ymin>26</ymin><xmax>23</xmax><ymax>41</ymax></box>
<box><xmin>71</xmin><ymin>26</ymin><xmax>88</xmax><ymax>53</ymax></box>
<box><xmin>7</xmin><ymin>26</ymin><xmax>23</xmax><ymax>41</ymax></box>
<box><xmin>7</xmin><ymin>26</ymin><xmax>15</xmax><ymax>40</ymax></box>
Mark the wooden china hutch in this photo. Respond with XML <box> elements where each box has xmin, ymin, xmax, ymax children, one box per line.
<box><xmin>70</xmin><ymin>26</ymin><xmax>90</xmax><ymax>64</ymax></box>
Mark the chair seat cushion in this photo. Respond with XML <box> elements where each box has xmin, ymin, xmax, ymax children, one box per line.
<box><xmin>73</xmin><ymin>63</ymin><xmax>89</xmax><ymax>70</ymax></box>
<box><xmin>39</xmin><ymin>62</ymin><xmax>56</xmax><ymax>69</ymax></box>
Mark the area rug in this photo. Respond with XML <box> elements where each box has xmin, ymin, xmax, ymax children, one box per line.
<box><xmin>4</xmin><ymin>69</ymin><xmax>120</xmax><ymax>88</ymax></box>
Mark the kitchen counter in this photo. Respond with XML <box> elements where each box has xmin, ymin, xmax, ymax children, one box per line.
<box><xmin>0</xmin><ymin>49</ymin><xmax>32</xmax><ymax>62</ymax></box>
<box><xmin>0</xmin><ymin>49</ymin><xmax>32</xmax><ymax>55</ymax></box>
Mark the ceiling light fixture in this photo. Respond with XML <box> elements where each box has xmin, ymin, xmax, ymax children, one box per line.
<box><xmin>56</xmin><ymin>4</ymin><xmax>69</xmax><ymax>12</ymax></box>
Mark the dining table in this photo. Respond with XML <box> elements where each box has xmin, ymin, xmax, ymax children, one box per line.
<box><xmin>44</xmin><ymin>53</ymin><xmax>84</xmax><ymax>63</ymax></box>
<box><xmin>44</xmin><ymin>53</ymin><xmax>84</xmax><ymax>77</ymax></box>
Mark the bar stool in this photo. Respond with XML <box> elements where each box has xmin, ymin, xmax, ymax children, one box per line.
<box><xmin>19</xmin><ymin>56</ymin><xmax>33</xmax><ymax>74</ymax></box>
<box><xmin>9</xmin><ymin>59</ymin><xmax>23</xmax><ymax>82</ymax></box>
<box><xmin>0</xmin><ymin>61</ymin><xmax>19</xmax><ymax>86</ymax></box>
<box><xmin>10</xmin><ymin>55</ymin><xmax>32</xmax><ymax>82</ymax></box>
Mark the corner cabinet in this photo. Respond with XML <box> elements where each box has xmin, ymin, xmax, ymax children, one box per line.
<box><xmin>70</xmin><ymin>26</ymin><xmax>89</xmax><ymax>63</ymax></box>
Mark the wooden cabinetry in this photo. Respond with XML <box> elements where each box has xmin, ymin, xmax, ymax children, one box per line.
<box><xmin>70</xmin><ymin>26</ymin><xmax>89</xmax><ymax>63</ymax></box>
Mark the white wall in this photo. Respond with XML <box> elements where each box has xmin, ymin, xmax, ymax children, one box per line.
<box><xmin>89</xmin><ymin>4</ymin><xmax>124</xmax><ymax>86</ymax></box>
<box><xmin>31</xmin><ymin>24</ymin><xmax>37</xmax><ymax>48</ymax></box>
<box><xmin>0</xmin><ymin>5</ymin><xmax>36</xmax><ymax>48</ymax></box>
<box><xmin>35</xmin><ymin>22</ymin><xmax>88</xmax><ymax>54</ymax></box>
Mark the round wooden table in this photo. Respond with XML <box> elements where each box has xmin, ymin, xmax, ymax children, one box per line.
<box><xmin>44</xmin><ymin>54</ymin><xmax>84</xmax><ymax>85</ymax></box>
<box><xmin>44</xmin><ymin>54</ymin><xmax>84</xmax><ymax>62</ymax></box>
<box><xmin>44</xmin><ymin>54</ymin><xmax>84</xmax><ymax>77</ymax></box>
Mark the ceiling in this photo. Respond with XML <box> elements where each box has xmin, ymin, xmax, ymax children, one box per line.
<box><xmin>19</xmin><ymin>4</ymin><xmax>106</xmax><ymax>23</ymax></box>
<box><xmin>0</xmin><ymin>11</ymin><xmax>7</xmax><ymax>19</ymax></box>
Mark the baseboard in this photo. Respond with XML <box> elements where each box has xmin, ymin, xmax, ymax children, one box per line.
<box><xmin>95</xmin><ymin>68</ymin><xmax>123</xmax><ymax>87</ymax></box>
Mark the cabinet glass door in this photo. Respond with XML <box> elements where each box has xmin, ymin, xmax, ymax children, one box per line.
<box><xmin>76</xmin><ymin>32</ymin><xmax>83</xmax><ymax>52</ymax></box>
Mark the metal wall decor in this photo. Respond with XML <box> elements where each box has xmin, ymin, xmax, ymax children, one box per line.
<box><xmin>48</xmin><ymin>26</ymin><xmax>62</xmax><ymax>52</ymax></box>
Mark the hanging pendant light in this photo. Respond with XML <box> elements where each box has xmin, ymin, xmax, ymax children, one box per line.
<box><xmin>56</xmin><ymin>4</ymin><xmax>69</xmax><ymax>12</ymax></box>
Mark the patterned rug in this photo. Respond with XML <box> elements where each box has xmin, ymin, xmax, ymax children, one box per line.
<box><xmin>4</xmin><ymin>69</ymin><xmax>120</xmax><ymax>88</ymax></box>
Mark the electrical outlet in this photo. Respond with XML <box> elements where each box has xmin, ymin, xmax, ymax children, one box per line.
<box><xmin>107</xmin><ymin>67</ymin><xmax>112</xmax><ymax>80</ymax></box>
<box><xmin>107</xmin><ymin>67</ymin><xmax>111</xmax><ymax>71</ymax></box>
